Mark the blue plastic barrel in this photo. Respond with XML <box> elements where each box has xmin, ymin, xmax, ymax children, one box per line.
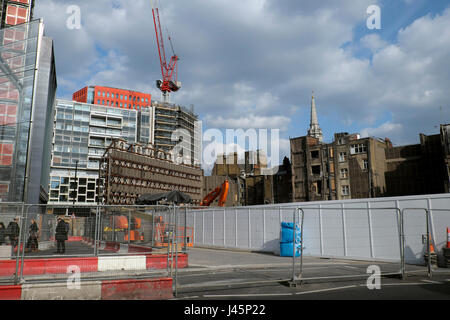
<box><xmin>280</xmin><ymin>242</ymin><xmax>301</xmax><ymax>257</ymax></box>
<box><xmin>280</xmin><ymin>222</ymin><xmax>301</xmax><ymax>243</ymax></box>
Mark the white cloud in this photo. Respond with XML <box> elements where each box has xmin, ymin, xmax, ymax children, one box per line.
<box><xmin>205</xmin><ymin>115</ymin><xmax>290</xmax><ymax>130</ymax></box>
<box><xmin>360</xmin><ymin>122</ymin><xmax>403</xmax><ymax>140</ymax></box>
<box><xmin>35</xmin><ymin>0</ymin><xmax>450</xmax><ymax>148</ymax></box>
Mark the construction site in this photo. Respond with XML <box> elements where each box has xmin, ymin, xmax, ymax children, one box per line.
<box><xmin>1</xmin><ymin>192</ymin><xmax>450</xmax><ymax>300</ymax></box>
<box><xmin>0</xmin><ymin>0</ymin><xmax>449</xmax><ymax>303</ymax></box>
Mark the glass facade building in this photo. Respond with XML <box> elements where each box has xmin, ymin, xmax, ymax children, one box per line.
<box><xmin>49</xmin><ymin>99</ymin><xmax>155</xmax><ymax>205</ymax></box>
<box><xmin>0</xmin><ymin>19</ymin><xmax>57</xmax><ymax>203</ymax></box>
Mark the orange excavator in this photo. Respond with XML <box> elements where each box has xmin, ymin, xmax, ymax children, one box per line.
<box><xmin>200</xmin><ymin>180</ymin><xmax>229</xmax><ymax>207</ymax></box>
<box><xmin>108</xmin><ymin>215</ymin><xmax>142</xmax><ymax>242</ymax></box>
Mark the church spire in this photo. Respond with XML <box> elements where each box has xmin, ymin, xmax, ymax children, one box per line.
<box><xmin>307</xmin><ymin>91</ymin><xmax>323</xmax><ymax>142</ymax></box>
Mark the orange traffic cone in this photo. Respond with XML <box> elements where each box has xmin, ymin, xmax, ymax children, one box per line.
<box><xmin>447</xmin><ymin>227</ymin><xmax>450</xmax><ymax>249</ymax></box>
<box><xmin>429</xmin><ymin>235</ymin><xmax>435</xmax><ymax>253</ymax></box>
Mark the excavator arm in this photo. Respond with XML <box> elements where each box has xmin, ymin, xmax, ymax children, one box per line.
<box><xmin>200</xmin><ymin>180</ymin><xmax>229</xmax><ymax>207</ymax></box>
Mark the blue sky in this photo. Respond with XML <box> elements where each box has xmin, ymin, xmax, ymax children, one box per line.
<box><xmin>35</xmin><ymin>0</ymin><xmax>450</xmax><ymax>170</ymax></box>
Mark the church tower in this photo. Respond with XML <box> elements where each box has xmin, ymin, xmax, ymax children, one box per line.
<box><xmin>307</xmin><ymin>92</ymin><xmax>323</xmax><ymax>142</ymax></box>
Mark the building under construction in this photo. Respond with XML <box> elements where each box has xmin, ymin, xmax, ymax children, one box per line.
<box><xmin>99</xmin><ymin>139</ymin><xmax>203</xmax><ymax>205</ymax></box>
<box><xmin>152</xmin><ymin>101</ymin><xmax>201</xmax><ymax>166</ymax></box>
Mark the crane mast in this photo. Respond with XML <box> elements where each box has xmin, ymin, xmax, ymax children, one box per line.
<box><xmin>150</xmin><ymin>0</ymin><xmax>180</xmax><ymax>103</ymax></box>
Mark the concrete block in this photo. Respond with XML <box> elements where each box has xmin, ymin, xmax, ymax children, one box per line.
<box><xmin>21</xmin><ymin>281</ymin><xmax>102</xmax><ymax>300</ymax></box>
<box><xmin>98</xmin><ymin>255</ymin><xmax>146</xmax><ymax>272</ymax></box>
<box><xmin>0</xmin><ymin>246</ymin><xmax>11</xmax><ymax>259</ymax></box>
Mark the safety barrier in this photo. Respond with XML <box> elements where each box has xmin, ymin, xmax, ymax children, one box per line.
<box><xmin>1</xmin><ymin>197</ymin><xmax>449</xmax><ymax>298</ymax></box>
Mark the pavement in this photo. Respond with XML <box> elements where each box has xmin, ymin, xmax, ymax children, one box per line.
<box><xmin>5</xmin><ymin>244</ymin><xmax>450</xmax><ymax>299</ymax></box>
<box><xmin>172</xmin><ymin>247</ymin><xmax>450</xmax><ymax>300</ymax></box>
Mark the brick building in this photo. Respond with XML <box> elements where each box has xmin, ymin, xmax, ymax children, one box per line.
<box><xmin>73</xmin><ymin>86</ymin><xmax>152</xmax><ymax>110</ymax></box>
<box><xmin>290</xmin><ymin>133</ymin><xmax>389</xmax><ymax>202</ymax></box>
<box><xmin>0</xmin><ymin>0</ymin><xmax>34</xmax><ymax>28</ymax></box>
<box><xmin>385</xmin><ymin>132</ymin><xmax>447</xmax><ymax>196</ymax></box>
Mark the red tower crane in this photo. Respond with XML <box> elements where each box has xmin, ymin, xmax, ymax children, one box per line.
<box><xmin>150</xmin><ymin>0</ymin><xmax>181</xmax><ymax>103</ymax></box>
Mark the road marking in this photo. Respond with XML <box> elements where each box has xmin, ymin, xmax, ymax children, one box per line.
<box><xmin>382</xmin><ymin>283</ymin><xmax>427</xmax><ymax>286</ymax></box>
<box><xmin>294</xmin><ymin>285</ymin><xmax>359</xmax><ymax>295</ymax></box>
<box><xmin>171</xmin><ymin>296</ymin><xmax>199</xmax><ymax>300</ymax></box>
<box><xmin>421</xmin><ymin>280</ymin><xmax>442</xmax><ymax>284</ymax></box>
<box><xmin>203</xmin><ymin>293</ymin><xmax>293</xmax><ymax>298</ymax></box>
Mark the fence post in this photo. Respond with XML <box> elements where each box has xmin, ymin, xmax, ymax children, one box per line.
<box><xmin>319</xmin><ymin>204</ymin><xmax>323</xmax><ymax>256</ymax></box>
<box><xmin>128</xmin><ymin>209</ymin><xmax>131</xmax><ymax>245</ymax></box>
<box><xmin>367</xmin><ymin>202</ymin><xmax>374</xmax><ymax>259</ymax></box>
<box><xmin>426</xmin><ymin>209</ymin><xmax>432</xmax><ymax>278</ymax></box>
<box><xmin>248</xmin><ymin>208</ymin><xmax>251</xmax><ymax>249</ymax></box>
<box><xmin>235</xmin><ymin>209</ymin><xmax>238</xmax><ymax>248</ymax></box>
<box><xmin>14</xmin><ymin>203</ymin><xmax>26</xmax><ymax>285</ymax></box>
<box><xmin>212</xmin><ymin>210</ymin><xmax>215</xmax><ymax>246</ymax></box>
<box><xmin>184</xmin><ymin>207</ymin><xmax>187</xmax><ymax>253</ymax></box>
<box><xmin>400</xmin><ymin>208</ymin><xmax>406</xmax><ymax>279</ymax></box>
<box><xmin>94</xmin><ymin>206</ymin><xmax>99</xmax><ymax>256</ymax></box>
<box><xmin>223</xmin><ymin>208</ymin><xmax>226</xmax><ymax>247</ymax></box>
<box><xmin>292</xmin><ymin>208</ymin><xmax>296</xmax><ymax>282</ymax></box>
<box><xmin>151</xmin><ymin>209</ymin><xmax>155</xmax><ymax>247</ymax></box>
<box><xmin>342</xmin><ymin>203</ymin><xmax>347</xmax><ymax>257</ymax></box>
<box><xmin>262</xmin><ymin>209</ymin><xmax>266</xmax><ymax>248</ymax></box>
<box><xmin>18</xmin><ymin>203</ymin><xmax>29</xmax><ymax>283</ymax></box>
<box><xmin>193</xmin><ymin>209</ymin><xmax>196</xmax><ymax>246</ymax></box>
<box><xmin>299</xmin><ymin>208</ymin><xmax>305</xmax><ymax>281</ymax></box>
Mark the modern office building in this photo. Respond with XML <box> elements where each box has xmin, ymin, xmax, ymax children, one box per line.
<box><xmin>0</xmin><ymin>0</ymin><xmax>34</xmax><ymax>28</ymax></box>
<box><xmin>73</xmin><ymin>86</ymin><xmax>201</xmax><ymax>166</ymax></box>
<box><xmin>152</xmin><ymin>101</ymin><xmax>201</xmax><ymax>166</ymax></box>
<box><xmin>0</xmin><ymin>19</ymin><xmax>57</xmax><ymax>203</ymax></box>
<box><xmin>48</xmin><ymin>99</ymin><xmax>155</xmax><ymax>206</ymax></box>
<box><xmin>72</xmin><ymin>86</ymin><xmax>152</xmax><ymax>110</ymax></box>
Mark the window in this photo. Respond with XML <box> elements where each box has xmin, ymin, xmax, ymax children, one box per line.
<box><xmin>107</xmin><ymin>93</ymin><xmax>110</xmax><ymax>98</ymax></box>
<box><xmin>363</xmin><ymin>160</ymin><xmax>369</xmax><ymax>170</ymax></box>
<box><xmin>0</xmin><ymin>143</ymin><xmax>14</xmax><ymax>166</ymax></box>
<box><xmin>338</xmin><ymin>138</ymin><xmax>345</xmax><ymax>145</ymax></box>
<box><xmin>120</xmin><ymin>95</ymin><xmax>123</xmax><ymax>99</ymax></box>
<box><xmin>310</xmin><ymin>150</ymin><xmax>319</xmax><ymax>159</ymax></box>
<box><xmin>341</xmin><ymin>185</ymin><xmax>349</xmax><ymax>196</ymax></box>
<box><xmin>350</xmin><ymin>143</ymin><xmax>367</xmax><ymax>154</ymax></box>
<box><xmin>340</xmin><ymin>168</ymin><xmax>348</xmax><ymax>179</ymax></box>
<box><xmin>339</xmin><ymin>152</ymin><xmax>347</xmax><ymax>162</ymax></box>
<box><xmin>102</xmin><ymin>92</ymin><xmax>105</xmax><ymax>97</ymax></box>
<box><xmin>311</xmin><ymin>165</ymin><xmax>321</xmax><ymax>175</ymax></box>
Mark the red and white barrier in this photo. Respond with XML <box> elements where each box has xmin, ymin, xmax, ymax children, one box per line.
<box><xmin>447</xmin><ymin>227</ymin><xmax>450</xmax><ymax>248</ymax></box>
<box><xmin>0</xmin><ymin>253</ymin><xmax>188</xmax><ymax>277</ymax></box>
<box><xmin>82</xmin><ymin>238</ymin><xmax>154</xmax><ymax>254</ymax></box>
<box><xmin>0</xmin><ymin>277</ymin><xmax>173</xmax><ymax>300</ymax></box>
